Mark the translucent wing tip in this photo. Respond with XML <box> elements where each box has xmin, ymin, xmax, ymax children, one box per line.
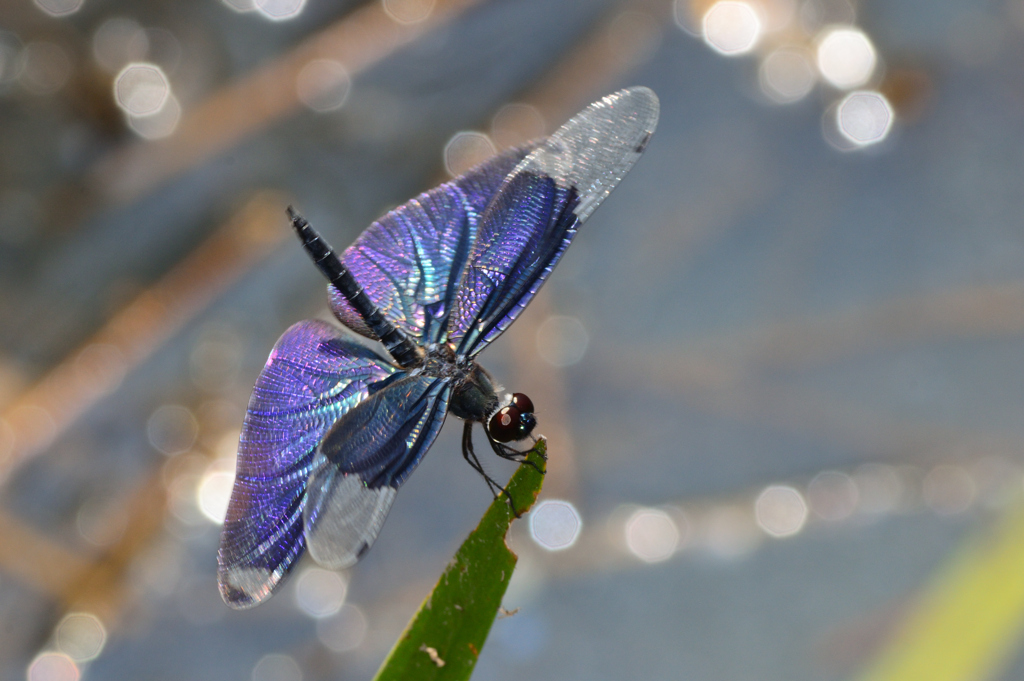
<box><xmin>217</xmin><ymin>561</ymin><xmax>276</xmax><ymax>609</ymax></box>
<box><xmin>521</xmin><ymin>86</ymin><xmax>660</xmax><ymax>223</ymax></box>
<box><xmin>602</xmin><ymin>85</ymin><xmax>660</xmax><ymax>137</ymax></box>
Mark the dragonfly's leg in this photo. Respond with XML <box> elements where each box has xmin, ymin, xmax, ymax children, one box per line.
<box><xmin>485</xmin><ymin>430</ymin><xmax>546</xmax><ymax>473</ymax></box>
<box><xmin>464</xmin><ymin>423</ymin><xmax>524</xmax><ymax>517</ymax></box>
<box><xmin>462</xmin><ymin>422</ymin><xmax>502</xmax><ymax>498</ymax></box>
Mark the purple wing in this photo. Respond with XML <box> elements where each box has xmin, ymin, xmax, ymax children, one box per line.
<box><xmin>449</xmin><ymin>87</ymin><xmax>660</xmax><ymax>355</ymax></box>
<box><xmin>217</xmin><ymin>320</ymin><xmax>397</xmax><ymax>609</ymax></box>
<box><xmin>302</xmin><ymin>374</ymin><xmax>451</xmax><ymax>569</ymax></box>
<box><xmin>328</xmin><ymin>144</ymin><xmax>539</xmax><ymax>345</ymax></box>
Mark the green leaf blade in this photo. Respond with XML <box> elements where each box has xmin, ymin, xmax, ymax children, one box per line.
<box><xmin>372</xmin><ymin>439</ymin><xmax>547</xmax><ymax>681</ymax></box>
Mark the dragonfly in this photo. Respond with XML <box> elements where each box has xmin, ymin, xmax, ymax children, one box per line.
<box><xmin>218</xmin><ymin>87</ymin><xmax>659</xmax><ymax>608</ymax></box>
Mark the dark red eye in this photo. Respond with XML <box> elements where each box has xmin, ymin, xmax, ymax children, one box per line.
<box><xmin>510</xmin><ymin>393</ymin><xmax>534</xmax><ymax>414</ymax></box>
<box><xmin>488</xmin><ymin>405</ymin><xmax>522</xmax><ymax>443</ymax></box>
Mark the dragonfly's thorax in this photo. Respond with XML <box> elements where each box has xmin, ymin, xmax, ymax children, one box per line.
<box><xmin>424</xmin><ymin>343</ymin><xmax>500</xmax><ymax>422</ymax></box>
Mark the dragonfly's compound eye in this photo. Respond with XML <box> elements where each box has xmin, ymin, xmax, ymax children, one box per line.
<box><xmin>511</xmin><ymin>393</ymin><xmax>537</xmax><ymax>440</ymax></box>
<box><xmin>510</xmin><ymin>392</ymin><xmax>534</xmax><ymax>414</ymax></box>
<box><xmin>518</xmin><ymin>410</ymin><xmax>537</xmax><ymax>438</ymax></box>
<box><xmin>489</xmin><ymin>405</ymin><xmax>524</xmax><ymax>443</ymax></box>
<box><xmin>488</xmin><ymin>401</ymin><xmax>537</xmax><ymax>443</ymax></box>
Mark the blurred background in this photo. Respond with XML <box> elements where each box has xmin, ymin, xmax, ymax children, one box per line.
<box><xmin>2</xmin><ymin>0</ymin><xmax>1024</xmax><ymax>679</ymax></box>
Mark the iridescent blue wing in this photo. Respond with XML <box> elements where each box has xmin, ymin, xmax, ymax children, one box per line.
<box><xmin>302</xmin><ymin>374</ymin><xmax>450</xmax><ymax>568</ymax></box>
<box><xmin>328</xmin><ymin>144</ymin><xmax>539</xmax><ymax>345</ymax></box>
<box><xmin>217</xmin><ymin>320</ymin><xmax>398</xmax><ymax>609</ymax></box>
<box><xmin>448</xmin><ymin>87</ymin><xmax>659</xmax><ymax>356</ymax></box>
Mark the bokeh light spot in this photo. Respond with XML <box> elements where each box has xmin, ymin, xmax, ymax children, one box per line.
<box><xmin>168</xmin><ymin>471</ymin><xmax>205</xmax><ymax>526</ymax></box>
<box><xmin>92</xmin><ymin>18</ymin><xmax>147</xmax><ymax>73</ymax></box>
<box><xmin>760</xmin><ymin>48</ymin><xmax>815</xmax><ymax>103</ymax></box>
<box><xmin>702</xmin><ymin>1</ymin><xmax>762</xmax><ymax>56</ymax></box>
<box><xmin>255</xmin><ymin>0</ymin><xmax>306</xmax><ymax>21</ymax></box>
<box><xmin>754</xmin><ymin>485</ymin><xmax>808</xmax><ymax>537</ymax></box>
<box><xmin>316</xmin><ymin>604</ymin><xmax>368</xmax><ymax>653</ymax></box>
<box><xmin>836</xmin><ymin>90</ymin><xmax>893</xmax><ymax>146</ymax></box>
<box><xmin>27</xmin><ymin>653</ymin><xmax>79</xmax><ymax>681</ymax></box>
<box><xmin>444</xmin><ymin>131</ymin><xmax>496</xmax><ymax>178</ymax></box>
<box><xmin>672</xmin><ymin>0</ymin><xmax>700</xmax><ymax>36</ymax></box>
<box><xmin>535</xmin><ymin>315</ymin><xmax>589</xmax><ymax>368</ymax></box>
<box><xmin>252</xmin><ymin>653</ymin><xmax>303</xmax><ymax>681</ymax></box>
<box><xmin>19</xmin><ymin>42</ymin><xmax>71</xmax><ymax>95</ymax></box>
<box><xmin>295</xmin><ymin>568</ymin><xmax>347</xmax><ymax>619</ymax></box>
<box><xmin>130</xmin><ymin>28</ymin><xmax>182</xmax><ymax>75</ymax></box>
<box><xmin>967</xmin><ymin>456</ymin><xmax>1019</xmax><ymax>509</ymax></box>
<box><xmin>147</xmin><ymin>404</ymin><xmax>198</xmax><ymax>456</ymax></box>
<box><xmin>799</xmin><ymin>0</ymin><xmax>855</xmax><ymax>31</ymax></box>
<box><xmin>854</xmin><ymin>463</ymin><xmax>903</xmax><ymax>514</ymax></box>
<box><xmin>32</xmin><ymin>0</ymin><xmax>84</xmax><ymax>18</ymax></box>
<box><xmin>382</xmin><ymin>0</ymin><xmax>435</xmax><ymax>24</ymax></box>
<box><xmin>114</xmin><ymin>63</ymin><xmax>170</xmax><ymax>117</ymax></box>
<box><xmin>128</xmin><ymin>93</ymin><xmax>182</xmax><ymax>140</ymax></box>
<box><xmin>702</xmin><ymin>505</ymin><xmax>760</xmax><ymax>558</ymax></box>
<box><xmin>807</xmin><ymin>470</ymin><xmax>858</xmax><ymax>521</ymax></box>
<box><xmin>296</xmin><ymin>59</ymin><xmax>351</xmax><ymax>113</ymax></box>
<box><xmin>55</xmin><ymin>613</ymin><xmax>106</xmax><ymax>662</ymax></box>
<box><xmin>624</xmin><ymin>508</ymin><xmax>679</xmax><ymax>563</ymax></box>
<box><xmin>190</xmin><ymin>326</ymin><xmax>243</xmax><ymax>392</ymax></box>
<box><xmin>758</xmin><ymin>0</ymin><xmax>797</xmax><ymax>32</ymax></box>
<box><xmin>529</xmin><ymin>500</ymin><xmax>581</xmax><ymax>551</ymax></box>
<box><xmin>923</xmin><ymin>464</ymin><xmax>976</xmax><ymax>515</ymax></box>
<box><xmin>816</xmin><ymin>26</ymin><xmax>876</xmax><ymax>89</ymax></box>
<box><xmin>132</xmin><ymin>541</ymin><xmax>182</xmax><ymax>598</ymax></box>
<box><xmin>491</xmin><ymin>103</ymin><xmax>546</xmax><ymax>149</ymax></box>
<box><xmin>196</xmin><ymin>460</ymin><xmax>235</xmax><ymax>524</ymax></box>
<box><xmin>221</xmin><ymin>0</ymin><xmax>257</xmax><ymax>12</ymax></box>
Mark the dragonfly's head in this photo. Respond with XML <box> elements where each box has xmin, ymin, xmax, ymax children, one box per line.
<box><xmin>488</xmin><ymin>393</ymin><xmax>536</xmax><ymax>443</ymax></box>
